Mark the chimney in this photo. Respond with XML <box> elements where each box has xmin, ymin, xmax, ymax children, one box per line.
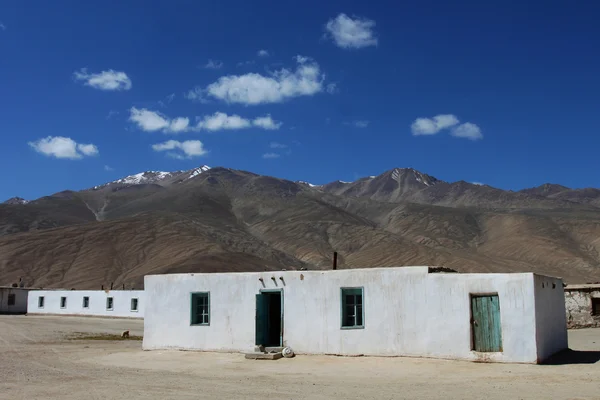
<box><xmin>333</xmin><ymin>251</ymin><xmax>338</xmax><ymax>270</ymax></box>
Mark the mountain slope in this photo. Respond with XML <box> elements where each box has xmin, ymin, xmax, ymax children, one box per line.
<box><xmin>320</xmin><ymin>168</ymin><xmax>591</xmax><ymax>210</ymax></box>
<box><xmin>1</xmin><ymin>165</ymin><xmax>599</xmax><ymax>288</ymax></box>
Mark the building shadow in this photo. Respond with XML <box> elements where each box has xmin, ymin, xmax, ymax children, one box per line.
<box><xmin>542</xmin><ymin>349</ymin><xmax>600</xmax><ymax>365</ymax></box>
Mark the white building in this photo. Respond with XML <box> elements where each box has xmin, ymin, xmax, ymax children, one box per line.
<box><xmin>142</xmin><ymin>266</ymin><xmax>568</xmax><ymax>363</ymax></box>
<box><xmin>0</xmin><ymin>287</ymin><xmax>30</xmax><ymax>314</ymax></box>
<box><xmin>27</xmin><ymin>290</ymin><xmax>144</xmax><ymax>318</ymax></box>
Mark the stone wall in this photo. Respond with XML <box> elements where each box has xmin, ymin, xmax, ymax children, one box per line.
<box><xmin>564</xmin><ymin>286</ymin><xmax>600</xmax><ymax>328</ymax></box>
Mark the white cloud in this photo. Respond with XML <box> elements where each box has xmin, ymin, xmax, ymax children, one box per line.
<box><xmin>104</xmin><ymin>165</ymin><xmax>114</xmax><ymax>171</ymax></box>
<box><xmin>451</xmin><ymin>122</ymin><xmax>483</xmax><ymax>140</ymax></box>
<box><xmin>196</xmin><ymin>112</ymin><xmax>251</xmax><ymax>131</ymax></box>
<box><xmin>128</xmin><ymin>107</ymin><xmax>189</xmax><ymax>133</ymax></box>
<box><xmin>195</xmin><ymin>112</ymin><xmax>282</xmax><ymax>131</ymax></box>
<box><xmin>73</xmin><ymin>68</ymin><xmax>132</xmax><ymax>91</ymax></box>
<box><xmin>411</xmin><ymin>114</ymin><xmax>460</xmax><ymax>135</ymax></box>
<box><xmin>262</xmin><ymin>152</ymin><xmax>280</xmax><ymax>159</ymax></box>
<box><xmin>471</xmin><ymin>182</ymin><xmax>484</xmax><ymax>186</ymax></box>
<box><xmin>0</xmin><ymin>23</ymin><xmax>6</xmax><ymax>31</ymax></box>
<box><xmin>152</xmin><ymin>140</ymin><xmax>207</xmax><ymax>159</ymax></box>
<box><xmin>184</xmin><ymin>87</ymin><xmax>207</xmax><ymax>102</ymax></box>
<box><xmin>236</xmin><ymin>60</ymin><xmax>256</xmax><ymax>67</ymax></box>
<box><xmin>326</xmin><ymin>83</ymin><xmax>338</xmax><ymax>94</ymax></box>
<box><xmin>77</xmin><ymin>143</ymin><xmax>99</xmax><ymax>156</ymax></box>
<box><xmin>106</xmin><ymin>110</ymin><xmax>119</xmax><ymax>119</ymax></box>
<box><xmin>169</xmin><ymin>117</ymin><xmax>191</xmax><ymax>133</ymax></box>
<box><xmin>205</xmin><ymin>59</ymin><xmax>223</xmax><ymax>69</ymax></box>
<box><xmin>411</xmin><ymin>114</ymin><xmax>483</xmax><ymax>140</ymax></box>
<box><xmin>257</xmin><ymin>49</ymin><xmax>269</xmax><ymax>57</ymax></box>
<box><xmin>253</xmin><ymin>115</ymin><xmax>282</xmax><ymax>130</ymax></box>
<box><xmin>158</xmin><ymin>93</ymin><xmax>176</xmax><ymax>108</ymax></box>
<box><xmin>325</xmin><ymin>13</ymin><xmax>378</xmax><ymax>49</ymax></box>
<box><xmin>194</xmin><ymin>56</ymin><xmax>324</xmax><ymax>105</ymax></box>
<box><xmin>129</xmin><ymin>108</ymin><xmax>169</xmax><ymax>131</ymax></box>
<box><xmin>353</xmin><ymin>120</ymin><xmax>369</xmax><ymax>128</ymax></box>
<box><xmin>130</xmin><ymin>108</ymin><xmax>280</xmax><ymax>133</ymax></box>
<box><xmin>29</xmin><ymin>136</ymin><xmax>98</xmax><ymax>159</ymax></box>
<box><xmin>270</xmin><ymin>142</ymin><xmax>287</xmax><ymax>149</ymax></box>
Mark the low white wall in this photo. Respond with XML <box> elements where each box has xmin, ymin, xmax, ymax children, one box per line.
<box><xmin>0</xmin><ymin>288</ymin><xmax>29</xmax><ymax>313</ymax></box>
<box><xmin>143</xmin><ymin>267</ymin><xmax>567</xmax><ymax>363</ymax></box>
<box><xmin>533</xmin><ymin>275</ymin><xmax>568</xmax><ymax>362</ymax></box>
<box><xmin>27</xmin><ymin>290</ymin><xmax>144</xmax><ymax>318</ymax></box>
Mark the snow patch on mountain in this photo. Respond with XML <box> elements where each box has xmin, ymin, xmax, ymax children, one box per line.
<box><xmin>92</xmin><ymin>165</ymin><xmax>211</xmax><ymax>190</ymax></box>
<box><xmin>3</xmin><ymin>197</ymin><xmax>29</xmax><ymax>205</ymax></box>
<box><xmin>186</xmin><ymin>165</ymin><xmax>211</xmax><ymax>180</ymax></box>
<box><xmin>297</xmin><ymin>180</ymin><xmax>320</xmax><ymax>187</ymax></box>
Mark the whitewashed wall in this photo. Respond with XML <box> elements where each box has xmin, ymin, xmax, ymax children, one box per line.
<box><xmin>533</xmin><ymin>274</ymin><xmax>568</xmax><ymax>361</ymax></box>
<box><xmin>27</xmin><ymin>290</ymin><xmax>144</xmax><ymax>318</ymax></box>
<box><xmin>0</xmin><ymin>288</ymin><xmax>29</xmax><ymax>313</ymax></box>
<box><xmin>143</xmin><ymin>267</ymin><xmax>567</xmax><ymax>363</ymax></box>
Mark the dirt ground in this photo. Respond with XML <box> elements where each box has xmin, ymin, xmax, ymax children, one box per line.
<box><xmin>0</xmin><ymin>315</ymin><xmax>599</xmax><ymax>400</ymax></box>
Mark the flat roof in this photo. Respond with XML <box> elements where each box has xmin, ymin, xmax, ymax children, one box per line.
<box><xmin>145</xmin><ymin>266</ymin><xmax>547</xmax><ymax>279</ymax></box>
<box><xmin>564</xmin><ymin>284</ymin><xmax>600</xmax><ymax>290</ymax></box>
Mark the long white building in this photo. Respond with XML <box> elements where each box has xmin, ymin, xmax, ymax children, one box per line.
<box><xmin>27</xmin><ymin>289</ymin><xmax>144</xmax><ymax>318</ymax></box>
<box><xmin>142</xmin><ymin>266</ymin><xmax>568</xmax><ymax>363</ymax></box>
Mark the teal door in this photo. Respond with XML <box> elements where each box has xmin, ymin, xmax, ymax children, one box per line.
<box><xmin>471</xmin><ymin>294</ymin><xmax>502</xmax><ymax>352</ymax></box>
<box><xmin>255</xmin><ymin>291</ymin><xmax>283</xmax><ymax>347</ymax></box>
<box><xmin>255</xmin><ymin>294</ymin><xmax>268</xmax><ymax>346</ymax></box>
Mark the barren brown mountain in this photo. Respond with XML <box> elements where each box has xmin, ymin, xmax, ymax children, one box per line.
<box><xmin>1</xmin><ymin>166</ymin><xmax>599</xmax><ymax>289</ymax></box>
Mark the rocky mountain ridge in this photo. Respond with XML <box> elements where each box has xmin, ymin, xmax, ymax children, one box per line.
<box><xmin>5</xmin><ymin>165</ymin><xmax>600</xmax><ymax>209</ymax></box>
<box><xmin>1</xmin><ymin>165</ymin><xmax>599</xmax><ymax>289</ymax></box>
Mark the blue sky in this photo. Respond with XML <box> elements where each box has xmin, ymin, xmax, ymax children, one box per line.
<box><xmin>1</xmin><ymin>0</ymin><xmax>600</xmax><ymax>201</ymax></box>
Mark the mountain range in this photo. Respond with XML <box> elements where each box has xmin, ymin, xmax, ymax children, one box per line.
<box><xmin>1</xmin><ymin>165</ymin><xmax>599</xmax><ymax>289</ymax></box>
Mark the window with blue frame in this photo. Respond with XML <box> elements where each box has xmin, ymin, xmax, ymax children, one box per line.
<box><xmin>341</xmin><ymin>287</ymin><xmax>364</xmax><ymax>328</ymax></box>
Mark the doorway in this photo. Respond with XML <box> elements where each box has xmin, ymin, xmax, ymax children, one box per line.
<box><xmin>470</xmin><ymin>294</ymin><xmax>502</xmax><ymax>352</ymax></box>
<box><xmin>255</xmin><ymin>290</ymin><xmax>283</xmax><ymax>347</ymax></box>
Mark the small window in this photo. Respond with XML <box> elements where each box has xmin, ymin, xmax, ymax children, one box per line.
<box><xmin>341</xmin><ymin>287</ymin><xmax>364</xmax><ymax>329</ymax></box>
<box><xmin>592</xmin><ymin>298</ymin><xmax>600</xmax><ymax>316</ymax></box>
<box><xmin>106</xmin><ymin>297</ymin><xmax>114</xmax><ymax>311</ymax></box>
<box><xmin>38</xmin><ymin>296</ymin><xmax>45</xmax><ymax>308</ymax></box>
<box><xmin>7</xmin><ymin>294</ymin><xmax>16</xmax><ymax>306</ymax></box>
<box><xmin>60</xmin><ymin>297</ymin><xmax>67</xmax><ymax>309</ymax></box>
<box><xmin>190</xmin><ymin>292</ymin><xmax>210</xmax><ymax>325</ymax></box>
<box><xmin>130</xmin><ymin>298</ymin><xmax>139</xmax><ymax>312</ymax></box>
<box><xmin>82</xmin><ymin>296</ymin><xmax>90</xmax><ymax>308</ymax></box>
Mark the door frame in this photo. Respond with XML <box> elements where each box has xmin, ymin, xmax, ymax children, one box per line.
<box><xmin>257</xmin><ymin>288</ymin><xmax>284</xmax><ymax>346</ymax></box>
<box><xmin>469</xmin><ymin>292</ymin><xmax>502</xmax><ymax>352</ymax></box>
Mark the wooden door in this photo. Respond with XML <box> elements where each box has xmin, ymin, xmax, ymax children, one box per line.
<box><xmin>471</xmin><ymin>294</ymin><xmax>502</xmax><ymax>352</ymax></box>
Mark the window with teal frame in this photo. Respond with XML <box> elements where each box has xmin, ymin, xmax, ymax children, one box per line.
<box><xmin>191</xmin><ymin>292</ymin><xmax>210</xmax><ymax>325</ymax></box>
<box><xmin>341</xmin><ymin>287</ymin><xmax>364</xmax><ymax>329</ymax></box>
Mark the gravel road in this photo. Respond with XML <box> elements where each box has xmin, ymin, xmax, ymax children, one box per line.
<box><xmin>1</xmin><ymin>315</ymin><xmax>599</xmax><ymax>399</ymax></box>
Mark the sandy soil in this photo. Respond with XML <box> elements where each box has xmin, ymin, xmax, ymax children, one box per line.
<box><xmin>1</xmin><ymin>315</ymin><xmax>599</xmax><ymax>400</ymax></box>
